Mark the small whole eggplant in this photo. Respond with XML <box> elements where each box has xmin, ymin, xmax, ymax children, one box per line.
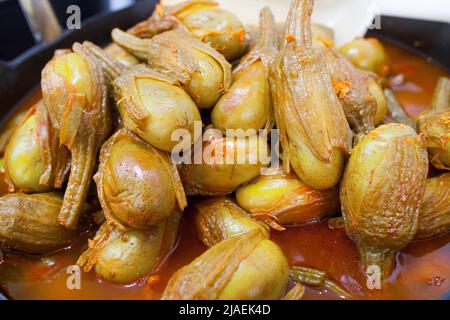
<box><xmin>270</xmin><ymin>0</ymin><xmax>352</xmax><ymax>190</ymax></box>
<box><xmin>0</xmin><ymin>193</ymin><xmax>78</xmax><ymax>254</ymax></box>
<box><xmin>179</xmin><ymin>133</ymin><xmax>270</xmax><ymax>196</ymax></box>
<box><xmin>415</xmin><ymin>173</ymin><xmax>450</xmax><ymax>240</ymax></box>
<box><xmin>236</xmin><ymin>169</ymin><xmax>340</xmax><ymax>230</ymax></box>
<box><xmin>112</xmin><ymin>27</ymin><xmax>231</xmax><ymax>109</ymax></box>
<box><xmin>41</xmin><ymin>45</ymin><xmax>113</xmax><ymax>229</ymax></box>
<box><xmin>341</xmin><ymin>123</ymin><xmax>428</xmax><ymax>280</ymax></box>
<box><xmin>95</xmin><ymin>129</ymin><xmax>187</xmax><ymax>230</ymax></box>
<box><xmin>339</xmin><ymin>38</ymin><xmax>387</xmax><ymax>76</ymax></box>
<box><xmin>162</xmin><ymin>230</ymin><xmax>289</xmax><ymax>300</ymax></box>
<box><xmin>211</xmin><ymin>8</ymin><xmax>277</xmax><ymax>133</ymax></box>
<box><xmin>78</xmin><ymin>211</ymin><xmax>181</xmax><ymax>283</ymax></box>
<box><xmin>112</xmin><ymin>65</ymin><xmax>202</xmax><ymax>152</ymax></box>
<box><xmin>4</xmin><ymin>102</ymin><xmax>70</xmax><ymax>193</ymax></box>
<box><xmin>132</xmin><ymin>0</ymin><xmax>250</xmax><ymax>61</ymax></box>
<box><xmin>417</xmin><ymin>77</ymin><xmax>450</xmax><ymax>170</ymax></box>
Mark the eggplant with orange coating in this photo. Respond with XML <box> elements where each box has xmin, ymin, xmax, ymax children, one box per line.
<box><xmin>269</xmin><ymin>0</ymin><xmax>352</xmax><ymax>190</ymax></box>
<box><xmin>94</xmin><ymin>129</ymin><xmax>187</xmax><ymax>230</ymax></box>
<box><xmin>112</xmin><ymin>27</ymin><xmax>231</xmax><ymax>109</ymax></box>
<box><xmin>41</xmin><ymin>44</ymin><xmax>113</xmax><ymax>229</ymax></box>
<box><xmin>340</xmin><ymin>123</ymin><xmax>428</xmax><ymax>280</ymax></box>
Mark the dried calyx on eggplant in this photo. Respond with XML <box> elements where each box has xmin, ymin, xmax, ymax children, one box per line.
<box><xmin>4</xmin><ymin>101</ymin><xmax>70</xmax><ymax>193</ymax></box>
<box><xmin>319</xmin><ymin>39</ymin><xmax>378</xmax><ymax>141</ymax></box>
<box><xmin>131</xmin><ymin>0</ymin><xmax>250</xmax><ymax>61</ymax></box>
<box><xmin>417</xmin><ymin>77</ymin><xmax>450</xmax><ymax>170</ymax></box>
<box><xmin>211</xmin><ymin>7</ymin><xmax>277</xmax><ymax>133</ymax></box>
<box><xmin>236</xmin><ymin>169</ymin><xmax>339</xmax><ymax>230</ymax></box>
<box><xmin>112</xmin><ymin>27</ymin><xmax>231</xmax><ymax>109</ymax></box>
<box><xmin>179</xmin><ymin>133</ymin><xmax>270</xmax><ymax>196</ymax></box>
<box><xmin>162</xmin><ymin>230</ymin><xmax>288</xmax><ymax>300</ymax></box>
<box><xmin>270</xmin><ymin>0</ymin><xmax>351</xmax><ymax>190</ymax></box>
<box><xmin>193</xmin><ymin>197</ymin><xmax>269</xmax><ymax>247</ymax></box>
<box><xmin>415</xmin><ymin>173</ymin><xmax>450</xmax><ymax>240</ymax></box>
<box><xmin>41</xmin><ymin>44</ymin><xmax>113</xmax><ymax>229</ymax></box>
<box><xmin>115</xmin><ymin>65</ymin><xmax>201</xmax><ymax>152</ymax></box>
<box><xmin>0</xmin><ymin>193</ymin><xmax>78</xmax><ymax>254</ymax></box>
<box><xmin>73</xmin><ymin>42</ymin><xmax>202</xmax><ymax>153</ymax></box>
<box><xmin>95</xmin><ymin>129</ymin><xmax>187</xmax><ymax>230</ymax></box>
<box><xmin>341</xmin><ymin>124</ymin><xmax>428</xmax><ymax>280</ymax></box>
<box><xmin>78</xmin><ymin>211</ymin><xmax>181</xmax><ymax>283</ymax></box>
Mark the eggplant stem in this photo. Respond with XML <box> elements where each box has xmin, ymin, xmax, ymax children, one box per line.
<box><xmin>112</xmin><ymin>28</ymin><xmax>149</xmax><ymax>61</ymax></box>
<box><xmin>285</xmin><ymin>0</ymin><xmax>313</xmax><ymax>50</ymax></box>
<box><xmin>58</xmin><ymin>137</ymin><xmax>97</xmax><ymax>229</ymax></box>
<box><xmin>77</xmin><ymin>41</ymin><xmax>126</xmax><ymax>82</ymax></box>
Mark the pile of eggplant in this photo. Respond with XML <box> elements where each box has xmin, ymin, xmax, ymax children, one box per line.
<box><xmin>0</xmin><ymin>0</ymin><xmax>449</xmax><ymax>300</ymax></box>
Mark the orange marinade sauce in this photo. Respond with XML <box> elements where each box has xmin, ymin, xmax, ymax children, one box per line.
<box><xmin>0</xmin><ymin>41</ymin><xmax>449</xmax><ymax>300</ymax></box>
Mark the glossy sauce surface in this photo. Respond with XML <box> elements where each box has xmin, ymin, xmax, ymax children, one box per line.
<box><xmin>0</xmin><ymin>41</ymin><xmax>449</xmax><ymax>300</ymax></box>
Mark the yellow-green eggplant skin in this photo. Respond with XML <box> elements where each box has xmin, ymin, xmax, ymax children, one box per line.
<box><xmin>162</xmin><ymin>230</ymin><xmax>289</xmax><ymax>300</ymax></box>
<box><xmin>0</xmin><ymin>193</ymin><xmax>77</xmax><ymax>254</ymax></box>
<box><xmin>341</xmin><ymin>123</ymin><xmax>428</xmax><ymax>280</ymax></box>
<box><xmin>78</xmin><ymin>212</ymin><xmax>181</xmax><ymax>284</ymax></box>
<box><xmin>339</xmin><ymin>38</ymin><xmax>387</xmax><ymax>75</ymax></box>
<box><xmin>95</xmin><ymin>129</ymin><xmax>187</xmax><ymax>230</ymax></box>
<box><xmin>180</xmin><ymin>134</ymin><xmax>270</xmax><ymax>196</ymax></box>
<box><xmin>212</xmin><ymin>61</ymin><xmax>271</xmax><ymax>132</ymax></box>
<box><xmin>4</xmin><ymin>112</ymin><xmax>50</xmax><ymax>193</ymax></box>
<box><xmin>173</xmin><ymin>1</ymin><xmax>249</xmax><ymax>61</ymax></box>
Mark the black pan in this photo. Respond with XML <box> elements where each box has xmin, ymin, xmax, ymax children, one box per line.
<box><xmin>0</xmin><ymin>2</ymin><xmax>449</xmax><ymax>300</ymax></box>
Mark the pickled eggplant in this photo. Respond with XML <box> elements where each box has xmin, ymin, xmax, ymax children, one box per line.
<box><xmin>211</xmin><ymin>8</ymin><xmax>276</xmax><ymax>133</ymax></box>
<box><xmin>162</xmin><ymin>230</ymin><xmax>288</xmax><ymax>300</ymax></box>
<box><xmin>269</xmin><ymin>0</ymin><xmax>351</xmax><ymax>190</ymax></box>
<box><xmin>340</xmin><ymin>124</ymin><xmax>428</xmax><ymax>280</ymax></box>
<box><xmin>112</xmin><ymin>28</ymin><xmax>231</xmax><ymax>109</ymax></box>
<box><xmin>78</xmin><ymin>211</ymin><xmax>181</xmax><ymax>283</ymax></box>
<box><xmin>95</xmin><ymin>129</ymin><xmax>187</xmax><ymax>230</ymax></box>
<box><xmin>417</xmin><ymin>77</ymin><xmax>450</xmax><ymax>170</ymax></box>
<box><xmin>4</xmin><ymin>102</ymin><xmax>70</xmax><ymax>193</ymax></box>
<box><xmin>112</xmin><ymin>65</ymin><xmax>201</xmax><ymax>152</ymax></box>
<box><xmin>179</xmin><ymin>134</ymin><xmax>270</xmax><ymax>196</ymax></box>
<box><xmin>193</xmin><ymin>197</ymin><xmax>269</xmax><ymax>247</ymax></box>
<box><xmin>134</xmin><ymin>0</ymin><xmax>250</xmax><ymax>61</ymax></box>
<box><xmin>41</xmin><ymin>44</ymin><xmax>113</xmax><ymax>229</ymax></box>
<box><xmin>415</xmin><ymin>173</ymin><xmax>450</xmax><ymax>240</ymax></box>
<box><xmin>0</xmin><ymin>193</ymin><xmax>78</xmax><ymax>254</ymax></box>
<box><xmin>236</xmin><ymin>169</ymin><xmax>339</xmax><ymax>230</ymax></box>
<box><xmin>339</xmin><ymin>38</ymin><xmax>387</xmax><ymax>75</ymax></box>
